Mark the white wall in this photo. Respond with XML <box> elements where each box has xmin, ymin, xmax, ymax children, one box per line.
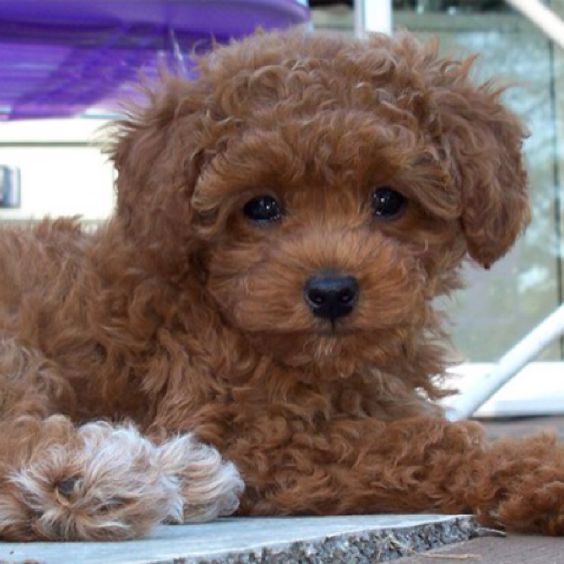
<box><xmin>0</xmin><ymin>119</ymin><xmax>115</xmax><ymax>221</ymax></box>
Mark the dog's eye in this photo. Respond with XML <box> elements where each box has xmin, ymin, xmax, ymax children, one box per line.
<box><xmin>371</xmin><ymin>187</ymin><xmax>406</xmax><ymax>219</ymax></box>
<box><xmin>243</xmin><ymin>196</ymin><xmax>282</xmax><ymax>223</ymax></box>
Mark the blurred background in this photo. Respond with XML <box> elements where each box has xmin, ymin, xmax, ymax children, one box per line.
<box><xmin>0</xmin><ymin>0</ymin><xmax>562</xmax><ymax>416</ymax></box>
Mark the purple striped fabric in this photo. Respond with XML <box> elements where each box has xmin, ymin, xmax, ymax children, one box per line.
<box><xmin>0</xmin><ymin>0</ymin><xmax>310</xmax><ymax>119</ymax></box>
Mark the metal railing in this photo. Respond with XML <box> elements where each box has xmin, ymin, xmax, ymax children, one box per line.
<box><xmin>448</xmin><ymin>306</ymin><xmax>564</xmax><ymax>419</ymax></box>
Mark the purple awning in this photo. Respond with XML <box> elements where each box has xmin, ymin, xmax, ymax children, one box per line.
<box><xmin>0</xmin><ymin>0</ymin><xmax>310</xmax><ymax>119</ymax></box>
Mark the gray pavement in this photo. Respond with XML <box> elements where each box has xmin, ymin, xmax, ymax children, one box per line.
<box><xmin>0</xmin><ymin>514</ymin><xmax>486</xmax><ymax>563</ymax></box>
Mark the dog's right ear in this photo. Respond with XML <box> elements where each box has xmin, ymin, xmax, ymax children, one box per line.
<box><xmin>106</xmin><ymin>77</ymin><xmax>208</xmax><ymax>275</ymax></box>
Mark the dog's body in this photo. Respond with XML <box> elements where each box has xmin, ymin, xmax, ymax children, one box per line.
<box><xmin>1</xmin><ymin>29</ymin><xmax>563</xmax><ymax>541</ymax></box>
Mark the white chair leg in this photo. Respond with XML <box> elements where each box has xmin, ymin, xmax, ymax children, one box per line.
<box><xmin>447</xmin><ymin>304</ymin><xmax>564</xmax><ymax>421</ymax></box>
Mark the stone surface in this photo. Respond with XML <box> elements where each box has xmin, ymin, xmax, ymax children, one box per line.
<box><xmin>0</xmin><ymin>514</ymin><xmax>487</xmax><ymax>564</ymax></box>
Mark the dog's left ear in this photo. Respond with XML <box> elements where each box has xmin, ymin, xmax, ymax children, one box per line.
<box><xmin>431</xmin><ymin>65</ymin><xmax>530</xmax><ymax>268</ymax></box>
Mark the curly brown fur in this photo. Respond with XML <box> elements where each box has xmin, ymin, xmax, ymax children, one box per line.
<box><xmin>1</xmin><ymin>28</ymin><xmax>560</xmax><ymax>540</ymax></box>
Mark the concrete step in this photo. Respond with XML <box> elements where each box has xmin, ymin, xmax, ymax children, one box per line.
<box><xmin>0</xmin><ymin>514</ymin><xmax>487</xmax><ymax>563</ymax></box>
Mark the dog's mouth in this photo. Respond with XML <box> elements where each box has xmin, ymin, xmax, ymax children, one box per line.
<box><xmin>243</xmin><ymin>316</ymin><xmax>363</xmax><ymax>348</ymax></box>
<box><xmin>246</xmin><ymin>313</ymin><xmax>358</xmax><ymax>338</ymax></box>
<box><xmin>312</xmin><ymin>318</ymin><xmax>357</xmax><ymax>336</ymax></box>
<box><xmin>241</xmin><ymin>322</ymin><xmax>390</xmax><ymax>375</ymax></box>
<box><xmin>247</xmin><ymin>325</ymin><xmax>354</xmax><ymax>339</ymax></box>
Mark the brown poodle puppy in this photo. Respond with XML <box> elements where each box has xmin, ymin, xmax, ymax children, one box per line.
<box><xmin>1</xmin><ymin>28</ymin><xmax>563</xmax><ymax>541</ymax></box>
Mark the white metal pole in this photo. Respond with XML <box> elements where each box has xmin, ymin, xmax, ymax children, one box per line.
<box><xmin>448</xmin><ymin>304</ymin><xmax>564</xmax><ymax>420</ymax></box>
<box><xmin>505</xmin><ymin>0</ymin><xmax>564</xmax><ymax>50</ymax></box>
<box><xmin>354</xmin><ymin>0</ymin><xmax>393</xmax><ymax>37</ymax></box>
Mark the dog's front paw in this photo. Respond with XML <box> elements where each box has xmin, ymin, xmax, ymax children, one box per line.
<box><xmin>473</xmin><ymin>435</ymin><xmax>564</xmax><ymax>535</ymax></box>
<box><xmin>158</xmin><ymin>434</ymin><xmax>244</xmax><ymax>523</ymax></box>
<box><xmin>2</xmin><ymin>417</ymin><xmax>182</xmax><ymax>540</ymax></box>
<box><xmin>492</xmin><ymin>479</ymin><xmax>564</xmax><ymax>535</ymax></box>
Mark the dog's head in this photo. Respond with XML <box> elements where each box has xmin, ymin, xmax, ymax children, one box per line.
<box><xmin>110</xmin><ymin>30</ymin><xmax>529</xmax><ymax>374</ymax></box>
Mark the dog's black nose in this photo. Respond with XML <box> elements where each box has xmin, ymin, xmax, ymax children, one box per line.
<box><xmin>304</xmin><ymin>274</ymin><xmax>359</xmax><ymax>321</ymax></box>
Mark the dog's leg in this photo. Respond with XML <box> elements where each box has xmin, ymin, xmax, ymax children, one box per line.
<box><xmin>0</xmin><ymin>416</ymin><xmax>243</xmax><ymax>541</ymax></box>
<box><xmin>234</xmin><ymin>416</ymin><xmax>564</xmax><ymax>535</ymax></box>
<box><xmin>0</xmin><ymin>339</ymin><xmax>242</xmax><ymax>540</ymax></box>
